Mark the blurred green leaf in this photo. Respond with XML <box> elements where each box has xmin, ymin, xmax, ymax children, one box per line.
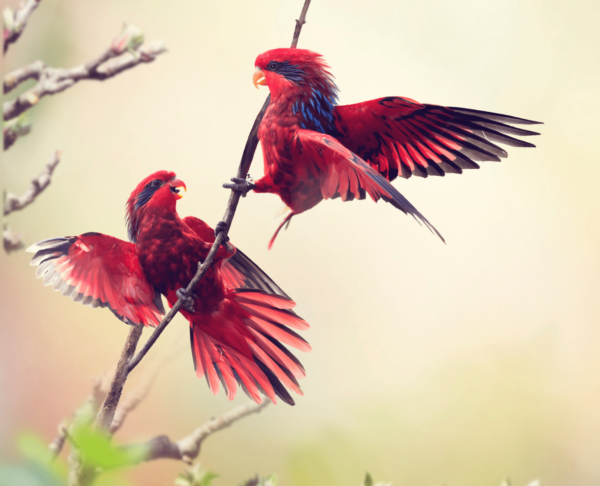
<box><xmin>95</xmin><ymin>469</ymin><xmax>134</xmax><ymax>486</ymax></box>
<box><xmin>70</xmin><ymin>424</ymin><xmax>147</xmax><ymax>470</ymax></box>
<box><xmin>17</xmin><ymin>432</ymin><xmax>67</xmax><ymax>480</ymax></box>
<box><xmin>239</xmin><ymin>474</ymin><xmax>277</xmax><ymax>486</ymax></box>
<box><xmin>363</xmin><ymin>472</ymin><xmax>391</xmax><ymax>486</ymax></box>
<box><xmin>0</xmin><ymin>463</ymin><xmax>64</xmax><ymax>486</ymax></box>
<box><xmin>260</xmin><ymin>475</ymin><xmax>277</xmax><ymax>486</ymax></box>
<box><xmin>17</xmin><ymin>432</ymin><xmax>54</xmax><ymax>464</ymax></box>
<box><xmin>175</xmin><ymin>463</ymin><xmax>218</xmax><ymax>486</ymax></box>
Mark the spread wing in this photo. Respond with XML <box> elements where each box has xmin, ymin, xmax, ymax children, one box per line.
<box><xmin>334</xmin><ymin>97</ymin><xmax>541</xmax><ymax>181</ymax></box>
<box><xmin>183</xmin><ymin>216</ymin><xmax>291</xmax><ymax>299</ymax></box>
<box><xmin>295</xmin><ymin>129</ymin><xmax>444</xmax><ymax>242</ymax></box>
<box><xmin>27</xmin><ymin>233</ymin><xmax>164</xmax><ymax>326</ymax></box>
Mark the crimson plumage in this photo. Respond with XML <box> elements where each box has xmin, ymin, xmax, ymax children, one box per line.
<box><xmin>28</xmin><ymin>171</ymin><xmax>309</xmax><ymax>405</ymax></box>
<box><xmin>246</xmin><ymin>48</ymin><xmax>541</xmax><ymax>247</ymax></box>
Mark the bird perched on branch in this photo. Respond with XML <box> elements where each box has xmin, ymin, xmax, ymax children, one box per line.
<box><xmin>28</xmin><ymin>171</ymin><xmax>309</xmax><ymax>405</ymax></box>
<box><xmin>223</xmin><ymin>48</ymin><xmax>541</xmax><ymax>248</ymax></box>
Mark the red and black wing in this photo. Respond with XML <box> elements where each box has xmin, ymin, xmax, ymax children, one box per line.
<box><xmin>27</xmin><ymin>233</ymin><xmax>164</xmax><ymax>326</ymax></box>
<box><xmin>182</xmin><ymin>216</ymin><xmax>291</xmax><ymax>299</ymax></box>
<box><xmin>334</xmin><ymin>97</ymin><xmax>541</xmax><ymax>181</ymax></box>
<box><xmin>295</xmin><ymin>129</ymin><xmax>444</xmax><ymax>242</ymax></box>
<box><xmin>190</xmin><ymin>289</ymin><xmax>309</xmax><ymax>405</ymax></box>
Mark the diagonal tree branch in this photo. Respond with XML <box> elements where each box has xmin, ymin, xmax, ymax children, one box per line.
<box><xmin>94</xmin><ymin>325</ymin><xmax>144</xmax><ymax>432</ymax></box>
<box><xmin>4</xmin><ymin>149</ymin><xmax>61</xmax><ymax>216</ymax></box>
<box><xmin>3</xmin><ymin>30</ymin><xmax>166</xmax><ymax>121</ymax></box>
<box><xmin>87</xmin><ymin>4</ymin><xmax>313</xmax><ymax>484</ymax></box>
<box><xmin>123</xmin><ymin>401</ymin><xmax>270</xmax><ymax>464</ymax></box>
<box><xmin>124</xmin><ymin>0</ymin><xmax>312</xmax><ymax>377</ymax></box>
<box><xmin>3</xmin><ymin>0</ymin><xmax>41</xmax><ymax>54</ymax></box>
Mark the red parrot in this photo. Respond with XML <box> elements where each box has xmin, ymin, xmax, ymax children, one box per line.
<box><xmin>28</xmin><ymin>171</ymin><xmax>309</xmax><ymax>405</ymax></box>
<box><xmin>223</xmin><ymin>48</ymin><xmax>541</xmax><ymax>247</ymax></box>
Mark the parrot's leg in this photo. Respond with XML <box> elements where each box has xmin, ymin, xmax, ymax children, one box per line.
<box><xmin>222</xmin><ymin>175</ymin><xmax>255</xmax><ymax>197</ymax></box>
<box><xmin>176</xmin><ymin>288</ymin><xmax>198</xmax><ymax>313</ymax></box>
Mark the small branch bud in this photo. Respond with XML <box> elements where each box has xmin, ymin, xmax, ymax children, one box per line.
<box><xmin>111</xmin><ymin>24</ymin><xmax>144</xmax><ymax>55</ymax></box>
<box><xmin>3</xmin><ymin>7</ymin><xmax>14</xmax><ymax>35</ymax></box>
<box><xmin>23</xmin><ymin>91</ymin><xmax>39</xmax><ymax>106</ymax></box>
<box><xmin>4</xmin><ymin>114</ymin><xmax>32</xmax><ymax>150</ymax></box>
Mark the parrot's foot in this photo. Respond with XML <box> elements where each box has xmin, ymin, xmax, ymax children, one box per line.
<box><xmin>223</xmin><ymin>175</ymin><xmax>255</xmax><ymax>197</ymax></box>
<box><xmin>214</xmin><ymin>220</ymin><xmax>230</xmax><ymax>244</ymax></box>
<box><xmin>176</xmin><ymin>288</ymin><xmax>198</xmax><ymax>313</ymax></box>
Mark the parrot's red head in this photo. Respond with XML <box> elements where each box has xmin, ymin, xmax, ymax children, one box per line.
<box><xmin>253</xmin><ymin>48</ymin><xmax>338</xmax><ymax>102</ymax></box>
<box><xmin>125</xmin><ymin>170</ymin><xmax>187</xmax><ymax>242</ymax></box>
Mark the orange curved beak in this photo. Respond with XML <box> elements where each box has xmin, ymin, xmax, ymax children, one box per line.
<box><xmin>170</xmin><ymin>178</ymin><xmax>187</xmax><ymax>200</ymax></box>
<box><xmin>253</xmin><ymin>67</ymin><xmax>267</xmax><ymax>89</ymax></box>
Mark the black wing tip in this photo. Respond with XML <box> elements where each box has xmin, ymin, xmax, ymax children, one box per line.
<box><xmin>230</xmin><ymin>249</ymin><xmax>292</xmax><ymax>300</ymax></box>
<box><xmin>366</xmin><ymin>169</ymin><xmax>446</xmax><ymax>244</ymax></box>
<box><xmin>254</xmin><ymin>358</ymin><xmax>296</xmax><ymax>406</ymax></box>
<box><xmin>447</xmin><ymin>106</ymin><xmax>543</xmax><ymax>125</ymax></box>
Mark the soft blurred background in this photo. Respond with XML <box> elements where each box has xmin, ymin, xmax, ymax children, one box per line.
<box><xmin>1</xmin><ymin>0</ymin><xmax>599</xmax><ymax>484</ymax></box>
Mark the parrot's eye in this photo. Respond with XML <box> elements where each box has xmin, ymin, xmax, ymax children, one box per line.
<box><xmin>268</xmin><ymin>62</ymin><xmax>278</xmax><ymax>71</ymax></box>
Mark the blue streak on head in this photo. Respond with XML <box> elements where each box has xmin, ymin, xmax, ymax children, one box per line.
<box><xmin>267</xmin><ymin>56</ymin><xmax>340</xmax><ymax>135</ymax></box>
<box><xmin>271</xmin><ymin>61</ymin><xmax>306</xmax><ymax>85</ymax></box>
<box><xmin>127</xmin><ymin>179</ymin><xmax>164</xmax><ymax>242</ymax></box>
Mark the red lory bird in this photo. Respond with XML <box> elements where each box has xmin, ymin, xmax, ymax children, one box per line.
<box><xmin>28</xmin><ymin>171</ymin><xmax>310</xmax><ymax>405</ymax></box>
<box><xmin>223</xmin><ymin>48</ymin><xmax>541</xmax><ymax>247</ymax></box>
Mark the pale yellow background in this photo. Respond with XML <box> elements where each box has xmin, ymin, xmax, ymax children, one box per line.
<box><xmin>2</xmin><ymin>0</ymin><xmax>600</xmax><ymax>485</ymax></box>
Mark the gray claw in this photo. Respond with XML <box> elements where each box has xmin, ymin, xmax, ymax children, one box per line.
<box><xmin>214</xmin><ymin>220</ymin><xmax>230</xmax><ymax>244</ymax></box>
<box><xmin>176</xmin><ymin>288</ymin><xmax>198</xmax><ymax>313</ymax></box>
<box><xmin>223</xmin><ymin>175</ymin><xmax>255</xmax><ymax>197</ymax></box>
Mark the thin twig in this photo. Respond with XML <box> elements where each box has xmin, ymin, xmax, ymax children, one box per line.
<box><xmin>122</xmin><ymin>401</ymin><xmax>270</xmax><ymax>464</ymax></box>
<box><xmin>3</xmin><ymin>0</ymin><xmax>41</xmax><ymax>54</ymax></box>
<box><xmin>4</xmin><ymin>150</ymin><xmax>61</xmax><ymax>216</ymax></box>
<box><xmin>3</xmin><ymin>223</ymin><xmax>24</xmax><ymax>253</ymax></box>
<box><xmin>48</xmin><ymin>422</ymin><xmax>68</xmax><ymax>458</ymax></box>
<box><xmin>49</xmin><ymin>376</ymin><xmax>108</xmax><ymax>459</ymax></box>
<box><xmin>3</xmin><ymin>38</ymin><xmax>166</xmax><ymax>121</ymax></box>
<box><xmin>291</xmin><ymin>0</ymin><xmax>311</xmax><ymax>48</ymax></box>
<box><xmin>3</xmin><ymin>60</ymin><xmax>44</xmax><ymax>94</ymax></box>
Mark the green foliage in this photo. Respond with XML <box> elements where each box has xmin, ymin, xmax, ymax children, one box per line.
<box><xmin>0</xmin><ymin>419</ymin><xmax>145</xmax><ymax>486</ymax></box>
<box><xmin>0</xmin><ymin>432</ymin><xmax>66</xmax><ymax>486</ymax></box>
<box><xmin>69</xmin><ymin>424</ymin><xmax>146</xmax><ymax>470</ymax></box>
<box><xmin>65</xmin><ymin>406</ymin><xmax>147</xmax><ymax>472</ymax></box>
<box><xmin>174</xmin><ymin>463</ymin><xmax>219</xmax><ymax>486</ymax></box>
<box><xmin>240</xmin><ymin>474</ymin><xmax>278</xmax><ymax>486</ymax></box>
<box><xmin>362</xmin><ymin>472</ymin><xmax>391</xmax><ymax>486</ymax></box>
<box><xmin>0</xmin><ymin>463</ymin><xmax>64</xmax><ymax>486</ymax></box>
